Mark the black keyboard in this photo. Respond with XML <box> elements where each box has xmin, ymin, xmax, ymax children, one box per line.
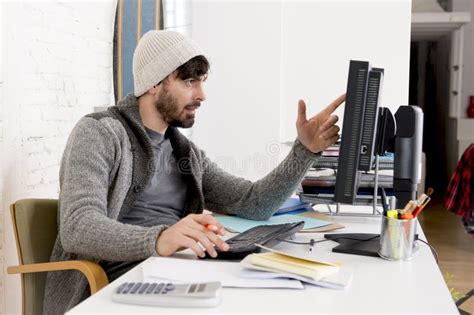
<box><xmin>204</xmin><ymin>221</ymin><xmax>305</xmax><ymax>260</ymax></box>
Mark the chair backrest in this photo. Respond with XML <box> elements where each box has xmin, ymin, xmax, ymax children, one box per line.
<box><xmin>11</xmin><ymin>199</ymin><xmax>59</xmax><ymax>315</ymax></box>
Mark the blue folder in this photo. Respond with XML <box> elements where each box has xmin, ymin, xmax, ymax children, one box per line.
<box><xmin>215</xmin><ymin>213</ymin><xmax>331</xmax><ymax>233</ymax></box>
<box><xmin>273</xmin><ymin>197</ymin><xmax>312</xmax><ymax>216</ymax></box>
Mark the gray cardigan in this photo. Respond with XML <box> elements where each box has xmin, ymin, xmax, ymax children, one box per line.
<box><xmin>44</xmin><ymin>94</ymin><xmax>319</xmax><ymax>314</ymax></box>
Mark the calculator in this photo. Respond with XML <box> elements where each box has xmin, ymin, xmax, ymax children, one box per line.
<box><xmin>112</xmin><ymin>281</ymin><xmax>222</xmax><ymax>308</ymax></box>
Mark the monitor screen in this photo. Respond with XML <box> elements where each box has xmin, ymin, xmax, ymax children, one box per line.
<box><xmin>334</xmin><ymin>60</ymin><xmax>384</xmax><ymax>204</ymax></box>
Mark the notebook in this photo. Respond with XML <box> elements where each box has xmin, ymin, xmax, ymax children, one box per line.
<box><xmin>241</xmin><ymin>245</ymin><xmax>340</xmax><ymax>281</ymax></box>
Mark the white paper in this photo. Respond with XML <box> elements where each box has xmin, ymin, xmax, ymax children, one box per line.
<box><xmin>239</xmin><ymin>267</ymin><xmax>353</xmax><ymax>290</ymax></box>
<box><xmin>142</xmin><ymin>257</ymin><xmax>304</xmax><ymax>289</ymax></box>
<box><xmin>240</xmin><ymin>255</ymin><xmax>353</xmax><ymax>290</ymax></box>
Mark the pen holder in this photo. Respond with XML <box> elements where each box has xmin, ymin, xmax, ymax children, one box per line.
<box><xmin>378</xmin><ymin>215</ymin><xmax>417</xmax><ymax>261</ymax></box>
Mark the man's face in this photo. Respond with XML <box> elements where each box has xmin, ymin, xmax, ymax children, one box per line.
<box><xmin>154</xmin><ymin>73</ymin><xmax>207</xmax><ymax>128</ymax></box>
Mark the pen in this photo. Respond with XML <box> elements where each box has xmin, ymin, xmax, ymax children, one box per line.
<box><xmin>397</xmin><ymin>209</ymin><xmax>407</xmax><ymax>219</ymax></box>
<box><xmin>205</xmin><ymin>224</ymin><xmax>218</xmax><ymax>232</ymax></box>
<box><xmin>387</xmin><ymin>209</ymin><xmax>398</xmax><ymax>219</ymax></box>
<box><xmin>412</xmin><ymin>197</ymin><xmax>431</xmax><ymax>218</ymax></box>
<box><xmin>389</xmin><ymin>196</ymin><xmax>397</xmax><ymax>211</ymax></box>
<box><xmin>416</xmin><ymin>187</ymin><xmax>434</xmax><ymax>206</ymax></box>
<box><xmin>402</xmin><ymin>200</ymin><xmax>417</xmax><ymax>212</ymax></box>
<box><xmin>401</xmin><ymin>212</ymin><xmax>413</xmax><ymax>220</ymax></box>
<box><xmin>416</xmin><ymin>194</ymin><xmax>428</xmax><ymax>206</ymax></box>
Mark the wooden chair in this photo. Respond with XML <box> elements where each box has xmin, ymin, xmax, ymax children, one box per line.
<box><xmin>7</xmin><ymin>199</ymin><xmax>108</xmax><ymax>315</ymax></box>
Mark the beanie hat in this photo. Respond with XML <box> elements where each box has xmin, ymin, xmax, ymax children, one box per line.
<box><xmin>133</xmin><ymin>30</ymin><xmax>204</xmax><ymax>97</ymax></box>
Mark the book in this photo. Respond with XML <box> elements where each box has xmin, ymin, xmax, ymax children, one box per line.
<box><xmin>272</xmin><ymin>197</ymin><xmax>313</xmax><ymax>215</ymax></box>
<box><xmin>142</xmin><ymin>257</ymin><xmax>304</xmax><ymax>289</ymax></box>
<box><xmin>243</xmin><ymin>245</ymin><xmax>340</xmax><ymax>281</ymax></box>
<box><xmin>321</xmin><ymin>144</ymin><xmax>340</xmax><ymax>157</ymax></box>
<box><xmin>296</xmin><ymin>211</ymin><xmax>345</xmax><ymax>233</ymax></box>
<box><xmin>239</xmin><ymin>262</ymin><xmax>352</xmax><ymax>290</ymax></box>
<box><xmin>313</xmin><ymin>152</ymin><xmax>394</xmax><ymax>170</ymax></box>
<box><xmin>301</xmin><ymin>183</ymin><xmax>394</xmax><ymax>195</ymax></box>
<box><xmin>302</xmin><ymin>173</ymin><xmax>393</xmax><ymax>195</ymax></box>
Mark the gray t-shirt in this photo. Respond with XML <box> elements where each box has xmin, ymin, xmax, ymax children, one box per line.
<box><xmin>121</xmin><ymin>127</ymin><xmax>188</xmax><ymax>227</ymax></box>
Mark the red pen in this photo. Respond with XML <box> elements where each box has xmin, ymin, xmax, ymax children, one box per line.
<box><xmin>412</xmin><ymin>197</ymin><xmax>431</xmax><ymax>217</ymax></box>
<box><xmin>205</xmin><ymin>224</ymin><xmax>218</xmax><ymax>232</ymax></box>
<box><xmin>401</xmin><ymin>212</ymin><xmax>414</xmax><ymax>220</ymax></box>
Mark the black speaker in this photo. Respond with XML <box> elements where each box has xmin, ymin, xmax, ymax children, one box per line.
<box><xmin>393</xmin><ymin>106</ymin><xmax>424</xmax><ymax>208</ymax></box>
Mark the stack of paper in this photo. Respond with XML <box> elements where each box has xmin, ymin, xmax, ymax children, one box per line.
<box><xmin>141</xmin><ymin>257</ymin><xmax>304</xmax><ymax>289</ymax></box>
<box><xmin>297</xmin><ymin>211</ymin><xmax>345</xmax><ymax>233</ymax></box>
<box><xmin>248</xmin><ymin>252</ymin><xmax>339</xmax><ymax>280</ymax></box>
<box><xmin>240</xmin><ymin>245</ymin><xmax>352</xmax><ymax>289</ymax></box>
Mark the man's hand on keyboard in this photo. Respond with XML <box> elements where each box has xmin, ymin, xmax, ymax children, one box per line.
<box><xmin>156</xmin><ymin>214</ymin><xmax>229</xmax><ymax>258</ymax></box>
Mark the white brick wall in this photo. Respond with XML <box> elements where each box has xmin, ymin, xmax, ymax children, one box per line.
<box><xmin>1</xmin><ymin>1</ymin><xmax>117</xmax><ymax>314</ymax></box>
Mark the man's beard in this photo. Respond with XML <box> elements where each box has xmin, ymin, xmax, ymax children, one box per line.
<box><xmin>154</xmin><ymin>87</ymin><xmax>200</xmax><ymax>128</ymax></box>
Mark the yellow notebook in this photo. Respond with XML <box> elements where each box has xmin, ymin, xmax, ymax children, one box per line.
<box><xmin>245</xmin><ymin>245</ymin><xmax>340</xmax><ymax>281</ymax></box>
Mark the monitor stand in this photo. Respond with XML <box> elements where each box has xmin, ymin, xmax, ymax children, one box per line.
<box><xmin>324</xmin><ymin>233</ymin><xmax>419</xmax><ymax>257</ymax></box>
<box><xmin>324</xmin><ymin>233</ymin><xmax>381</xmax><ymax>257</ymax></box>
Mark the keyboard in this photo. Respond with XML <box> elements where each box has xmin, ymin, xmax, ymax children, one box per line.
<box><xmin>204</xmin><ymin>221</ymin><xmax>305</xmax><ymax>260</ymax></box>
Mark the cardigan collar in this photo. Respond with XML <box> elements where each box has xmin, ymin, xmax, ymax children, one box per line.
<box><xmin>114</xmin><ymin>93</ymin><xmax>191</xmax><ymax>162</ymax></box>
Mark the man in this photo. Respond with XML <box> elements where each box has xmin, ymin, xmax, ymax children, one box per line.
<box><xmin>44</xmin><ymin>30</ymin><xmax>344</xmax><ymax>313</ymax></box>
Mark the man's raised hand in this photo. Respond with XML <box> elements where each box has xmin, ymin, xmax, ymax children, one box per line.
<box><xmin>296</xmin><ymin>94</ymin><xmax>346</xmax><ymax>153</ymax></box>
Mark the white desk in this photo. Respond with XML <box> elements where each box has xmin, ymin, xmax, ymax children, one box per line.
<box><xmin>68</xmin><ymin>215</ymin><xmax>458</xmax><ymax>314</ymax></box>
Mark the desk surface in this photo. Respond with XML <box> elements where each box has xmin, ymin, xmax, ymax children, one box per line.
<box><xmin>68</xmin><ymin>215</ymin><xmax>457</xmax><ymax>314</ymax></box>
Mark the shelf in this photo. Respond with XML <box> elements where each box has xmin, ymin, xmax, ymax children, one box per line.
<box><xmin>298</xmin><ymin>193</ymin><xmax>383</xmax><ymax>207</ymax></box>
<box><xmin>411</xmin><ymin>12</ymin><xmax>471</xmax><ymax>41</ymax></box>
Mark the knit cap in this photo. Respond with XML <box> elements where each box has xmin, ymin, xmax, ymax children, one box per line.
<box><xmin>133</xmin><ymin>30</ymin><xmax>203</xmax><ymax>97</ymax></box>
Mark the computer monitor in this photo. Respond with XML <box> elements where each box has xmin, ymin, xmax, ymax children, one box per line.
<box><xmin>334</xmin><ymin>60</ymin><xmax>384</xmax><ymax>204</ymax></box>
<box><xmin>326</xmin><ymin>61</ymin><xmax>423</xmax><ymax>258</ymax></box>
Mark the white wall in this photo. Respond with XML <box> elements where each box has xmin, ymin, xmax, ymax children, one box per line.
<box><xmin>1</xmin><ymin>1</ymin><xmax>116</xmax><ymax>314</ymax></box>
<box><xmin>191</xmin><ymin>0</ymin><xmax>412</xmax><ymax>181</ymax></box>
<box><xmin>453</xmin><ymin>0</ymin><xmax>474</xmax><ymax>159</ymax></box>
<box><xmin>280</xmin><ymin>0</ymin><xmax>411</xmax><ymax>141</ymax></box>
<box><xmin>192</xmin><ymin>0</ymin><xmax>283</xmax><ymax>181</ymax></box>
